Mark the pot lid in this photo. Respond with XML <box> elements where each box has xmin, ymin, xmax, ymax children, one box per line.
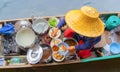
<box><xmin>27</xmin><ymin>45</ymin><xmax>43</xmax><ymax>64</ymax></box>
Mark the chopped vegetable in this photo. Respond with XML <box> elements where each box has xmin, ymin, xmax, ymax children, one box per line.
<box><xmin>49</xmin><ymin>18</ymin><xmax>59</xmax><ymax>27</ymax></box>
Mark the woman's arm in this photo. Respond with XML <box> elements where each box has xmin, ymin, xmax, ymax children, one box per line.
<box><xmin>57</xmin><ymin>18</ymin><xmax>66</xmax><ymax>29</ymax></box>
<box><xmin>75</xmin><ymin>36</ymin><xmax>101</xmax><ymax>51</ymax></box>
<box><xmin>52</xmin><ymin>18</ymin><xmax>66</xmax><ymax>36</ymax></box>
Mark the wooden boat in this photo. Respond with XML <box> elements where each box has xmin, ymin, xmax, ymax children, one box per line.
<box><xmin>0</xmin><ymin>12</ymin><xmax>120</xmax><ymax>69</ymax></box>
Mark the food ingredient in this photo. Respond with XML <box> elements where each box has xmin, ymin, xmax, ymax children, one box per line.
<box><xmin>48</xmin><ymin>18</ymin><xmax>59</xmax><ymax>27</ymax></box>
<box><xmin>59</xmin><ymin>44</ymin><xmax>67</xmax><ymax>52</ymax></box>
<box><xmin>53</xmin><ymin>52</ymin><xmax>64</xmax><ymax>60</ymax></box>
<box><xmin>52</xmin><ymin>45</ymin><xmax>59</xmax><ymax>52</ymax></box>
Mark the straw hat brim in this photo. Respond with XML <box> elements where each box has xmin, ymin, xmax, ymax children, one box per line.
<box><xmin>65</xmin><ymin>10</ymin><xmax>105</xmax><ymax>37</ymax></box>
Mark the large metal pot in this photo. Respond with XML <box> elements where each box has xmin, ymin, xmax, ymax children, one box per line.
<box><xmin>15</xmin><ymin>28</ymin><xmax>36</xmax><ymax>48</ymax></box>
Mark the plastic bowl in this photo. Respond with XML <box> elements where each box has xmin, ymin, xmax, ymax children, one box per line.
<box><xmin>57</xmin><ymin>42</ymin><xmax>69</xmax><ymax>55</ymax></box>
<box><xmin>110</xmin><ymin>42</ymin><xmax>120</xmax><ymax>54</ymax></box>
<box><xmin>48</xmin><ymin>17</ymin><xmax>59</xmax><ymax>27</ymax></box>
<box><xmin>52</xmin><ymin>42</ymin><xmax>69</xmax><ymax>62</ymax></box>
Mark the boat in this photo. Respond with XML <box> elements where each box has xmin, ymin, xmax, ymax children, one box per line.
<box><xmin>0</xmin><ymin>12</ymin><xmax>120</xmax><ymax>69</ymax></box>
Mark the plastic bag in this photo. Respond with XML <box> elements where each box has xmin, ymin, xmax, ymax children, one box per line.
<box><xmin>0</xmin><ymin>23</ymin><xmax>15</xmax><ymax>35</ymax></box>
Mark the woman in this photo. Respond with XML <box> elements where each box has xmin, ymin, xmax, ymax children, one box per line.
<box><xmin>52</xmin><ymin>6</ymin><xmax>105</xmax><ymax>58</ymax></box>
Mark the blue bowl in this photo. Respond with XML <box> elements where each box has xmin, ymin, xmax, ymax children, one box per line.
<box><xmin>57</xmin><ymin>42</ymin><xmax>69</xmax><ymax>55</ymax></box>
<box><xmin>110</xmin><ymin>42</ymin><xmax>120</xmax><ymax>54</ymax></box>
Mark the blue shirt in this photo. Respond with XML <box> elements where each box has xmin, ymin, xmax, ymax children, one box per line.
<box><xmin>57</xmin><ymin>18</ymin><xmax>101</xmax><ymax>51</ymax></box>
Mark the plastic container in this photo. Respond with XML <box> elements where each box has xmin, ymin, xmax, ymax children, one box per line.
<box><xmin>52</xmin><ymin>42</ymin><xmax>69</xmax><ymax>62</ymax></box>
<box><xmin>110</xmin><ymin>42</ymin><xmax>120</xmax><ymax>55</ymax></box>
<box><xmin>105</xmin><ymin>15</ymin><xmax>120</xmax><ymax>30</ymax></box>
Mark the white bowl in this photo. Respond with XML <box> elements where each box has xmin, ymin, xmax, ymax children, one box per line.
<box><xmin>50</xmin><ymin>39</ymin><xmax>62</xmax><ymax>47</ymax></box>
<box><xmin>16</xmin><ymin>28</ymin><xmax>36</xmax><ymax>48</ymax></box>
<box><xmin>48</xmin><ymin>27</ymin><xmax>61</xmax><ymax>39</ymax></box>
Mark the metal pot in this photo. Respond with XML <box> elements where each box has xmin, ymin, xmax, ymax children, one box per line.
<box><xmin>15</xmin><ymin>28</ymin><xmax>36</xmax><ymax>48</ymax></box>
<box><xmin>40</xmin><ymin>44</ymin><xmax>52</xmax><ymax>63</ymax></box>
<box><xmin>64</xmin><ymin>38</ymin><xmax>78</xmax><ymax>46</ymax></box>
<box><xmin>15</xmin><ymin>20</ymin><xmax>32</xmax><ymax>32</ymax></box>
<box><xmin>32</xmin><ymin>18</ymin><xmax>49</xmax><ymax>35</ymax></box>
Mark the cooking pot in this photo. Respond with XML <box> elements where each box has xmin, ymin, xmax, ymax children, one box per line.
<box><xmin>40</xmin><ymin>44</ymin><xmax>52</xmax><ymax>63</ymax></box>
<box><xmin>32</xmin><ymin>18</ymin><xmax>49</xmax><ymax>34</ymax></box>
<box><xmin>16</xmin><ymin>28</ymin><xmax>36</xmax><ymax>48</ymax></box>
<box><xmin>63</xmin><ymin>38</ymin><xmax>78</xmax><ymax>46</ymax></box>
<box><xmin>15</xmin><ymin>20</ymin><xmax>32</xmax><ymax>32</ymax></box>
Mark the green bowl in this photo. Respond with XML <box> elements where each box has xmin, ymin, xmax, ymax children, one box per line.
<box><xmin>48</xmin><ymin>17</ymin><xmax>59</xmax><ymax>27</ymax></box>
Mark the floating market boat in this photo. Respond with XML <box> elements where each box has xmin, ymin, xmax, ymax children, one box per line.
<box><xmin>0</xmin><ymin>12</ymin><xmax>120</xmax><ymax>69</ymax></box>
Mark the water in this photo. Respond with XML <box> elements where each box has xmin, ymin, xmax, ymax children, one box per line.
<box><xmin>0</xmin><ymin>0</ymin><xmax>120</xmax><ymax>20</ymax></box>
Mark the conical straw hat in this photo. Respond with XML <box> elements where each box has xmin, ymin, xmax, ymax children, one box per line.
<box><xmin>65</xmin><ymin>6</ymin><xmax>105</xmax><ymax>37</ymax></box>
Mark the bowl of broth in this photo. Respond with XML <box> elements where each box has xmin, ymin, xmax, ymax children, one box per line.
<box><xmin>64</xmin><ymin>38</ymin><xmax>78</xmax><ymax>46</ymax></box>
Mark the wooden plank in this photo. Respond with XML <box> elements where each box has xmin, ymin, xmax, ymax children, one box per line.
<box><xmin>0</xmin><ymin>12</ymin><xmax>119</xmax><ymax>23</ymax></box>
<box><xmin>0</xmin><ymin>55</ymin><xmax>80</xmax><ymax>69</ymax></box>
<box><xmin>4</xmin><ymin>55</ymin><xmax>26</xmax><ymax>58</ymax></box>
<box><xmin>0</xmin><ymin>24</ymin><xmax>2</xmax><ymax>45</ymax></box>
<box><xmin>0</xmin><ymin>60</ymin><xmax>80</xmax><ymax>69</ymax></box>
<box><xmin>0</xmin><ymin>15</ymin><xmax>64</xmax><ymax>24</ymax></box>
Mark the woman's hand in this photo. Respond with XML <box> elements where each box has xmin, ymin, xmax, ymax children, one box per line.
<box><xmin>68</xmin><ymin>46</ymin><xmax>76</xmax><ymax>53</ymax></box>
